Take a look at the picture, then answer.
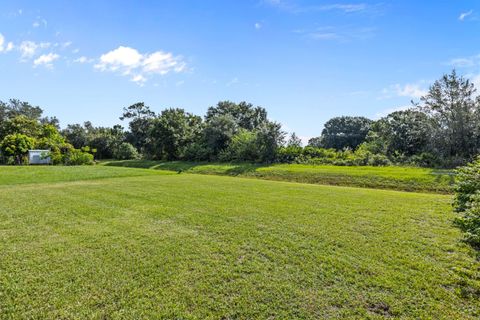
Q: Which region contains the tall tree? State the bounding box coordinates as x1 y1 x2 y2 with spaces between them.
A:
202 114 238 154
120 102 156 154
150 108 202 160
320 116 373 150
374 109 433 156
419 70 480 159
205 101 268 130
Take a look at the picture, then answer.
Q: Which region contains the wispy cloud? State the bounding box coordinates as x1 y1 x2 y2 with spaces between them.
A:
448 54 480 68
73 56 93 64
459 10 473 21
0 34 14 53
297 26 375 42
32 17 47 28
255 22 262 30
263 0 373 14
379 82 428 100
33 53 59 68
94 46 186 85
18 40 50 59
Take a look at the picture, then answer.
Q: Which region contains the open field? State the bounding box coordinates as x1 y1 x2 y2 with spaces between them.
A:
105 160 455 193
0 166 479 319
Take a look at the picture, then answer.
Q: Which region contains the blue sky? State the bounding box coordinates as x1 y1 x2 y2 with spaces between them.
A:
1 0 479 143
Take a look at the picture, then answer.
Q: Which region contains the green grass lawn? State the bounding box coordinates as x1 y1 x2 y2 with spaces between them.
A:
0 166 478 319
105 160 455 193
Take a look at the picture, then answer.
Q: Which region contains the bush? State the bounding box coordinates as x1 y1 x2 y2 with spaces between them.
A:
454 156 480 248
63 149 94 165
183 142 212 161
113 142 139 160
220 130 259 162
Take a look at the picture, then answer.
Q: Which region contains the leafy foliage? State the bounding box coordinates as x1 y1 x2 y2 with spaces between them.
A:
0 134 35 164
454 157 480 248
150 108 203 160
317 116 373 150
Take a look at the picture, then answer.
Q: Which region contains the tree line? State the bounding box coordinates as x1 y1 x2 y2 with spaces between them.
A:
1 70 479 167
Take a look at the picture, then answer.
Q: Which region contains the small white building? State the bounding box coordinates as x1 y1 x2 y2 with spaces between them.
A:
28 150 51 165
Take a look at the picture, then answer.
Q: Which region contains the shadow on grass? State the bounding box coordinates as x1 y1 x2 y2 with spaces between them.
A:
224 163 265 175
104 160 202 171
103 160 264 175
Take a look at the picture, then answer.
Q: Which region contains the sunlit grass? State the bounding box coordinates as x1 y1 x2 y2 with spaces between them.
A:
0 166 478 318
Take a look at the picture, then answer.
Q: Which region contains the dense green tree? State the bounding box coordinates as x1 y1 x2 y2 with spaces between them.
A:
0 115 42 139
373 109 433 156
255 121 285 163
220 129 258 162
62 123 89 149
150 108 202 160
62 122 125 159
320 116 373 150
205 101 268 130
0 133 35 164
202 114 238 155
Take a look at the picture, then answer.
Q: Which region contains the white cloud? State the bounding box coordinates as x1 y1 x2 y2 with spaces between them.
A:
459 10 473 21
255 22 262 30
33 53 60 68
131 74 147 85
95 46 143 73
74 56 93 64
143 51 185 74
0 34 11 53
32 21 40 28
18 41 50 59
380 82 428 100
395 83 427 99
6 42 14 52
95 46 186 84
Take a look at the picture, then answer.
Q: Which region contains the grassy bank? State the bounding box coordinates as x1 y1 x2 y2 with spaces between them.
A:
104 160 455 193
0 166 478 318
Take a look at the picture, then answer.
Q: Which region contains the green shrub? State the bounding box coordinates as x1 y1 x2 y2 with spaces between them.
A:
113 142 139 160
63 149 94 165
453 156 480 248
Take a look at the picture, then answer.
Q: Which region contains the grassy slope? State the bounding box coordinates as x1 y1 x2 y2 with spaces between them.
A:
1 166 479 319
105 160 455 193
